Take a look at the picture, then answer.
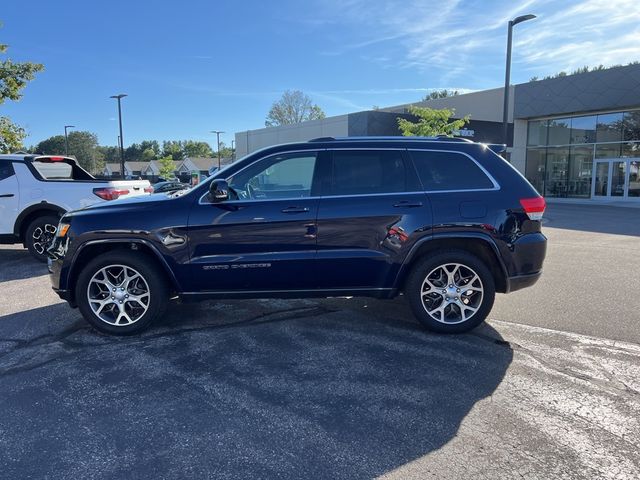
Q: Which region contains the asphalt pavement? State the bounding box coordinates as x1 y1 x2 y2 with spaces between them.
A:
0 203 639 479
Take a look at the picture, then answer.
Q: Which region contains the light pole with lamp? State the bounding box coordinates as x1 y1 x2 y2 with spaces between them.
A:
211 130 225 170
502 14 536 148
110 94 128 179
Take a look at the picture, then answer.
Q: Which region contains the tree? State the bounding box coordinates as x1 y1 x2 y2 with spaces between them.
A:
0 116 26 153
35 135 65 154
182 140 213 158
0 24 44 152
162 140 183 161
265 90 325 127
397 106 470 137
36 131 102 173
96 145 120 163
158 155 175 179
422 89 459 101
141 148 156 161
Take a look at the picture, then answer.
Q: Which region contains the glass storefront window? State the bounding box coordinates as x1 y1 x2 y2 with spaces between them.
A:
569 146 593 197
545 147 570 197
596 113 623 142
547 118 571 145
527 120 548 146
570 115 596 144
525 148 546 195
595 143 623 158
622 142 640 158
623 111 640 141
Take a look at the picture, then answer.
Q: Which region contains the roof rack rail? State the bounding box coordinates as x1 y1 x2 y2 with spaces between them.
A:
308 137 336 142
308 135 473 143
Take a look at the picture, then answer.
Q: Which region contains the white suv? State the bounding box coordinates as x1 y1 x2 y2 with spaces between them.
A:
0 154 152 261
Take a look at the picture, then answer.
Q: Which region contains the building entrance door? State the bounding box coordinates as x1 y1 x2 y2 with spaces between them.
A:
592 159 640 200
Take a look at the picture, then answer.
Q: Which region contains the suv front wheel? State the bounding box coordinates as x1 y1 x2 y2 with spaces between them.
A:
75 251 169 335
405 250 495 333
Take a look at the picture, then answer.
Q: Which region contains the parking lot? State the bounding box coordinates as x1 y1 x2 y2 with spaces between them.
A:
0 203 639 479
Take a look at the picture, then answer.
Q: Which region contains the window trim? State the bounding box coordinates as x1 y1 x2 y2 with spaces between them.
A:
407 148 501 193
198 147 501 204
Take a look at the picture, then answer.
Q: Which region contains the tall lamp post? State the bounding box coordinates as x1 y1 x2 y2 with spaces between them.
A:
502 14 536 148
211 130 224 170
110 94 128 179
64 125 75 156
231 139 235 161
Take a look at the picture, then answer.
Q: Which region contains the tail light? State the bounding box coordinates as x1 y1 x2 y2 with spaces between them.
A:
520 196 546 221
144 186 154 193
93 187 130 201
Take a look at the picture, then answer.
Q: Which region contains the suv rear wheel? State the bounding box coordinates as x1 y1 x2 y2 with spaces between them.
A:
25 215 60 263
75 251 169 335
405 250 495 333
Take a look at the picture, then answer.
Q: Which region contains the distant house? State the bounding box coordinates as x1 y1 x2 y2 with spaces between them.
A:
102 163 130 178
142 160 182 181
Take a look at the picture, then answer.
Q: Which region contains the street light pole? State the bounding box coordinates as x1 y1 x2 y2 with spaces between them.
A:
502 14 536 148
110 94 128 179
64 125 75 156
231 139 235 161
211 130 225 170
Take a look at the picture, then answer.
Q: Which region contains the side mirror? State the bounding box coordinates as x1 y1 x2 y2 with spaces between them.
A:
209 179 230 203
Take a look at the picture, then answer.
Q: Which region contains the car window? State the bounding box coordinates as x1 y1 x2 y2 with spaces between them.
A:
327 150 416 195
229 152 318 200
409 150 495 191
33 161 74 180
0 162 15 181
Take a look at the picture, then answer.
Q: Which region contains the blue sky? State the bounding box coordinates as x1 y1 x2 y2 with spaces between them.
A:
2 0 639 148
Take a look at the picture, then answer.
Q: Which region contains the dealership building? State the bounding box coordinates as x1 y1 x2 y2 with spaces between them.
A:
235 63 640 203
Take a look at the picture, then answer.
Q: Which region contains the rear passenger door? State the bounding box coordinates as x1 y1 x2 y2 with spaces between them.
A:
407 149 500 230
315 149 432 291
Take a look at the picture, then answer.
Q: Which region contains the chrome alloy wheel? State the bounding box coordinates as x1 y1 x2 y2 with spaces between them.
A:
87 264 151 326
420 263 484 324
32 223 57 255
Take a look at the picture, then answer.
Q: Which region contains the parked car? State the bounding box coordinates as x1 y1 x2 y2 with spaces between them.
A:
0 154 152 262
152 180 189 194
48 137 547 335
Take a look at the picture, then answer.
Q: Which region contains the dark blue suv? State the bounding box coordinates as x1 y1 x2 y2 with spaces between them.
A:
48 137 547 335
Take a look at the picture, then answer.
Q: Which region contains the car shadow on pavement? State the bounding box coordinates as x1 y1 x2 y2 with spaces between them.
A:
544 203 640 236
0 297 513 479
0 246 48 283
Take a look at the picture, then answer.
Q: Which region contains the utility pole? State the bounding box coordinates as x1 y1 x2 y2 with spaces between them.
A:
110 94 128 179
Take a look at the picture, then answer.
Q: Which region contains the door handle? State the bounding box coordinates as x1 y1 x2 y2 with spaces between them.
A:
393 201 423 208
0 194 15 198
281 206 310 214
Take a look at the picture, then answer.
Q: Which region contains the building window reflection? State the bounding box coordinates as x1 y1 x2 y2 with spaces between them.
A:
525 108 640 199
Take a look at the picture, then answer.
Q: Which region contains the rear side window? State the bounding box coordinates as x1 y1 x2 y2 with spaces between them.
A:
327 150 418 195
33 161 73 179
0 162 15 181
31 158 94 181
409 150 495 191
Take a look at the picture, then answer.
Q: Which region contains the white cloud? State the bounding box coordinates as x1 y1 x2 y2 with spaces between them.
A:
308 0 640 82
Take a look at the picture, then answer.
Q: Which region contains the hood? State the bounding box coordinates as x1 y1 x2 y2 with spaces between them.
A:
65 191 186 218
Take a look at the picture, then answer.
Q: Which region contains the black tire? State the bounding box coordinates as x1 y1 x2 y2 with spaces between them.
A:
405 250 495 334
25 215 60 263
75 250 169 335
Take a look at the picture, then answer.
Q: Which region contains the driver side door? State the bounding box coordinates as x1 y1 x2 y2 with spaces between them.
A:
186 150 323 293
